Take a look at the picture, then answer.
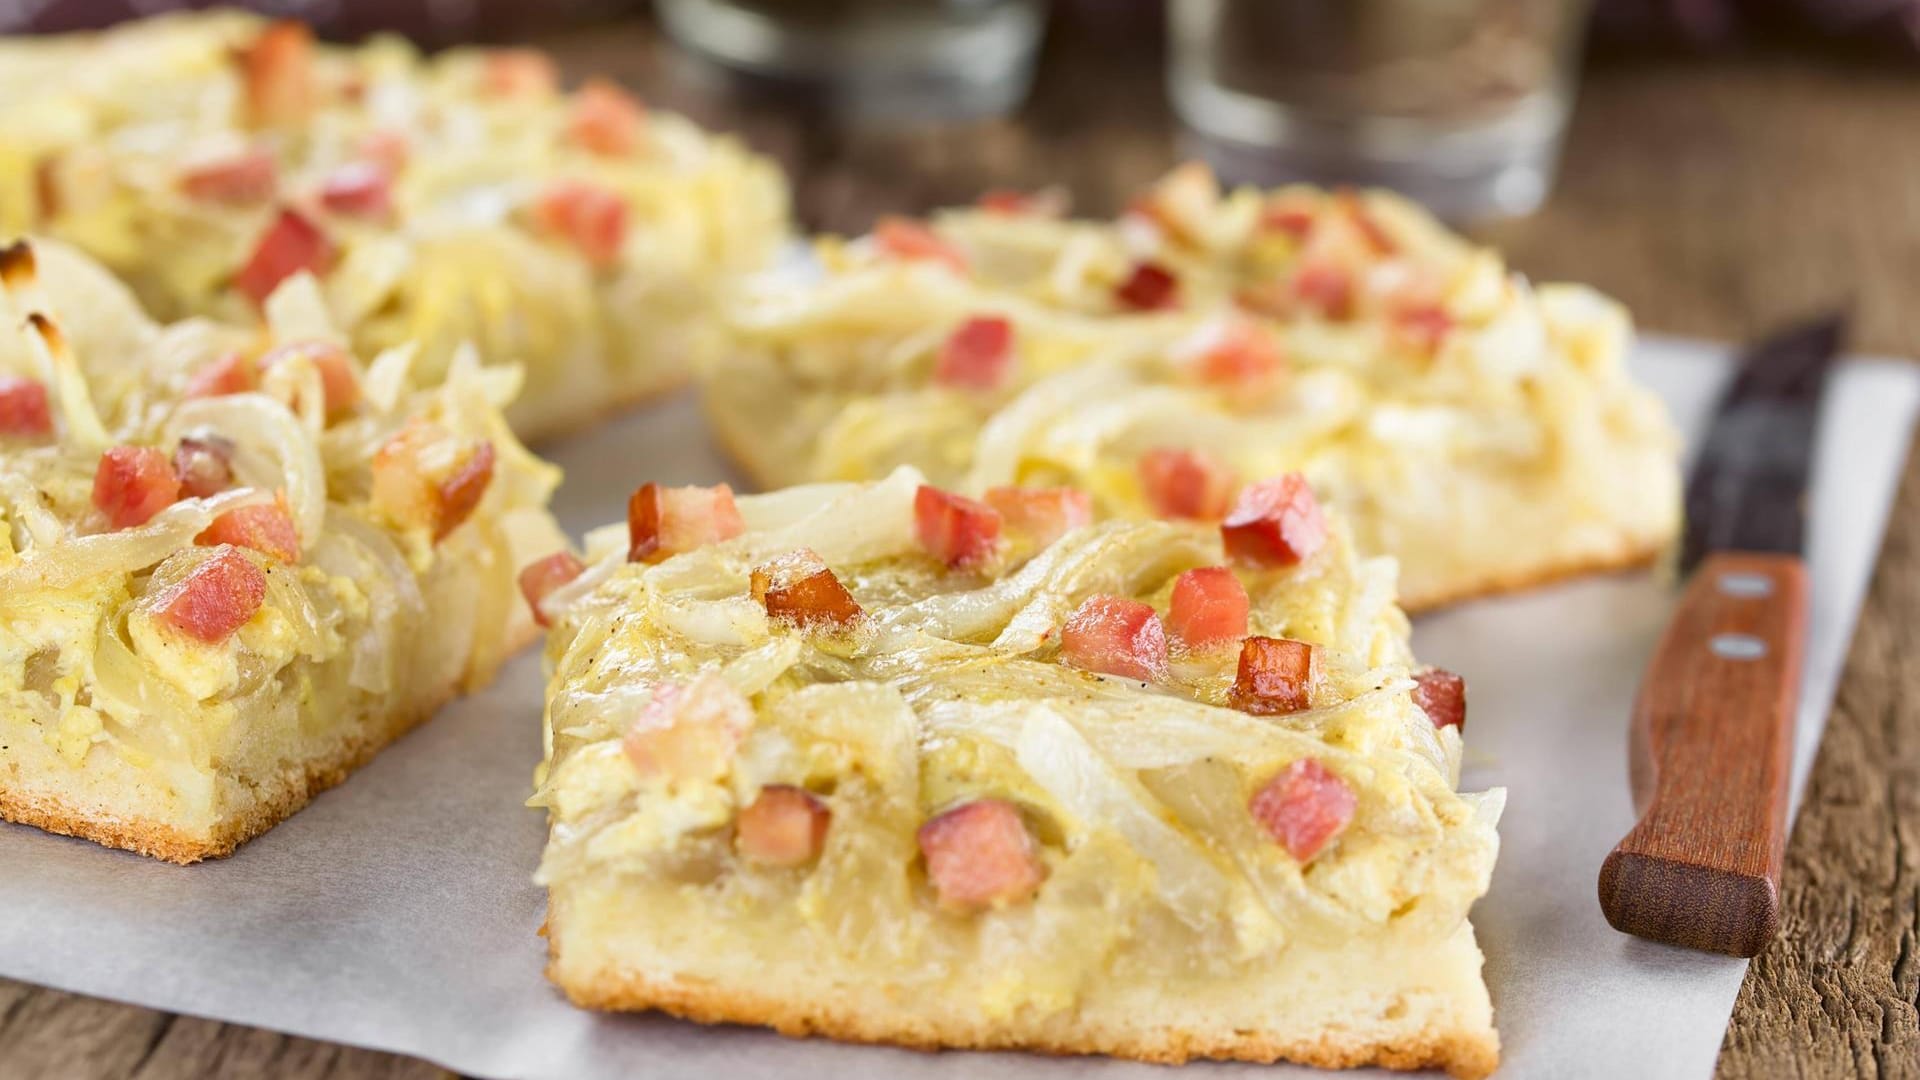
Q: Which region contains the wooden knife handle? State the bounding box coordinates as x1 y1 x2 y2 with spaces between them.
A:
1597 550 1808 957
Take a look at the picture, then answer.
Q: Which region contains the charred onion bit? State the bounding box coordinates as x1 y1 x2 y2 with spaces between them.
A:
318 162 394 219
179 150 278 205
532 180 629 269
171 434 237 499
260 340 359 418
984 485 1092 548
1412 668 1467 731
239 20 314 127
1220 473 1327 567
874 216 967 274
736 785 832 867
623 675 752 783
93 446 180 529
1232 635 1315 715
1061 594 1168 682
1114 261 1179 311
627 482 745 563
198 500 301 563
1167 567 1249 651
1250 758 1357 862
933 315 1015 391
518 551 587 628
183 352 257 399
568 78 647 156
913 485 1003 569
750 548 864 629
1138 446 1239 521
0 375 52 438
917 798 1046 912
154 547 267 644
235 209 335 308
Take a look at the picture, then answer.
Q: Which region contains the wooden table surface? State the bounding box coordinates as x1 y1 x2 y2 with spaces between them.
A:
6 14 1919 1080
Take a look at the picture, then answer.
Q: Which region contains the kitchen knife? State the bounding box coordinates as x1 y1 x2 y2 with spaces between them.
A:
1597 314 1841 957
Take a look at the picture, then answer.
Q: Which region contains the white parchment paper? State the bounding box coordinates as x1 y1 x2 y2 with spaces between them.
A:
1 336 1914 1080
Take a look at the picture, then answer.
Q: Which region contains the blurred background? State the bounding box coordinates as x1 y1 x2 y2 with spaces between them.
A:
4 0 1919 351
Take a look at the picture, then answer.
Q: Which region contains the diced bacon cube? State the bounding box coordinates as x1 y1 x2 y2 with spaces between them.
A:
532 180 629 270
483 49 558 98
917 798 1046 912
933 316 1015 390
1114 261 1180 311
874 217 967 274
259 341 359 418
983 486 1092 548
1138 446 1238 521
567 78 647 156
235 210 335 308
357 130 410 174
370 422 495 543
1168 566 1249 651
1413 668 1467 731
1061 594 1167 682
623 674 753 783
627 482 745 563
239 20 314 127
1221 473 1328 567
0 375 52 438
171 434 236 499
750 548 864 630
1335 191 1397 256
93 446 180 530
1393 304 1454 354
914 485 1002 569
1260 194 1320 240
1173 318 1286 387
1292 262 1355 320
1250 758 1356 862
518 551 587 628
1232 635 1315 715
183 352 257 399
319 162 394 220
197 499 300 563
153 547 267 645
433 441 495 542
736 784 832 867
179 150 278 205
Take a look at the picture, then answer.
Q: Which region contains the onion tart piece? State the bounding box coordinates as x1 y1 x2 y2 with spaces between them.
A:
0 240 565 862
530 467 1503 1077
0 12 788 441
702 164 1679 610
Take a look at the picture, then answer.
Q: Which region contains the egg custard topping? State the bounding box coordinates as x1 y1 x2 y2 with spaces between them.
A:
530 466 1504 1077
702 164 1680 610
0 11 789 440
0 239 564 862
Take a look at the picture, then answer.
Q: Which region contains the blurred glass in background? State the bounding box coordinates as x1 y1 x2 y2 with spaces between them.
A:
656 0 1050 120
1170 0 1592 220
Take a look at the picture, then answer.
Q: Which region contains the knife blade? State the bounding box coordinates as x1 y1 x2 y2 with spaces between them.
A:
1597 314 1840 957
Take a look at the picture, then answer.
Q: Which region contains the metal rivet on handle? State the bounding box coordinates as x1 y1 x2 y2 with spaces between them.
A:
1717 572 1774 598
1711 633 1768 660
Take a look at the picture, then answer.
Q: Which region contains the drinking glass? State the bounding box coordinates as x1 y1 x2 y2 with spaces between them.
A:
657 0 1050 121
1169 0 1593 219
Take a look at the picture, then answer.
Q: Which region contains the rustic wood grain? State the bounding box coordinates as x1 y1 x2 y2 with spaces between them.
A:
1600 551 1808 958
4 15 1918 1080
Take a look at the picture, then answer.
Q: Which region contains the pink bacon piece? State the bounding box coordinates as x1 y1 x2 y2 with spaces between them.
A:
1138 446 1238 522
532 180 629 270
153 547 267 644
567 79 647 157
0 375 52 438
518 551 587 628
1167 566 1249 652
197 500 301 563
1413 668 1467 731
93 446 180 529
624 675 753 783
1221 473 1327 568
1249 758 1356 863
235 210 335 309
917 798 1046 912
913 485 1002 569
627 482 744 563
179 150 278 205
1114 261 1179 311
874 216 967 274
736 785 832 867
933 316 1015 390
984 486 1092 548
1061 594 1168 682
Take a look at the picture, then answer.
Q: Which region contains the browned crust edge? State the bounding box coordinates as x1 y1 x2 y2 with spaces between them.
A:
515 370 692 448
0 622 542 865
547 958 1500 1080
